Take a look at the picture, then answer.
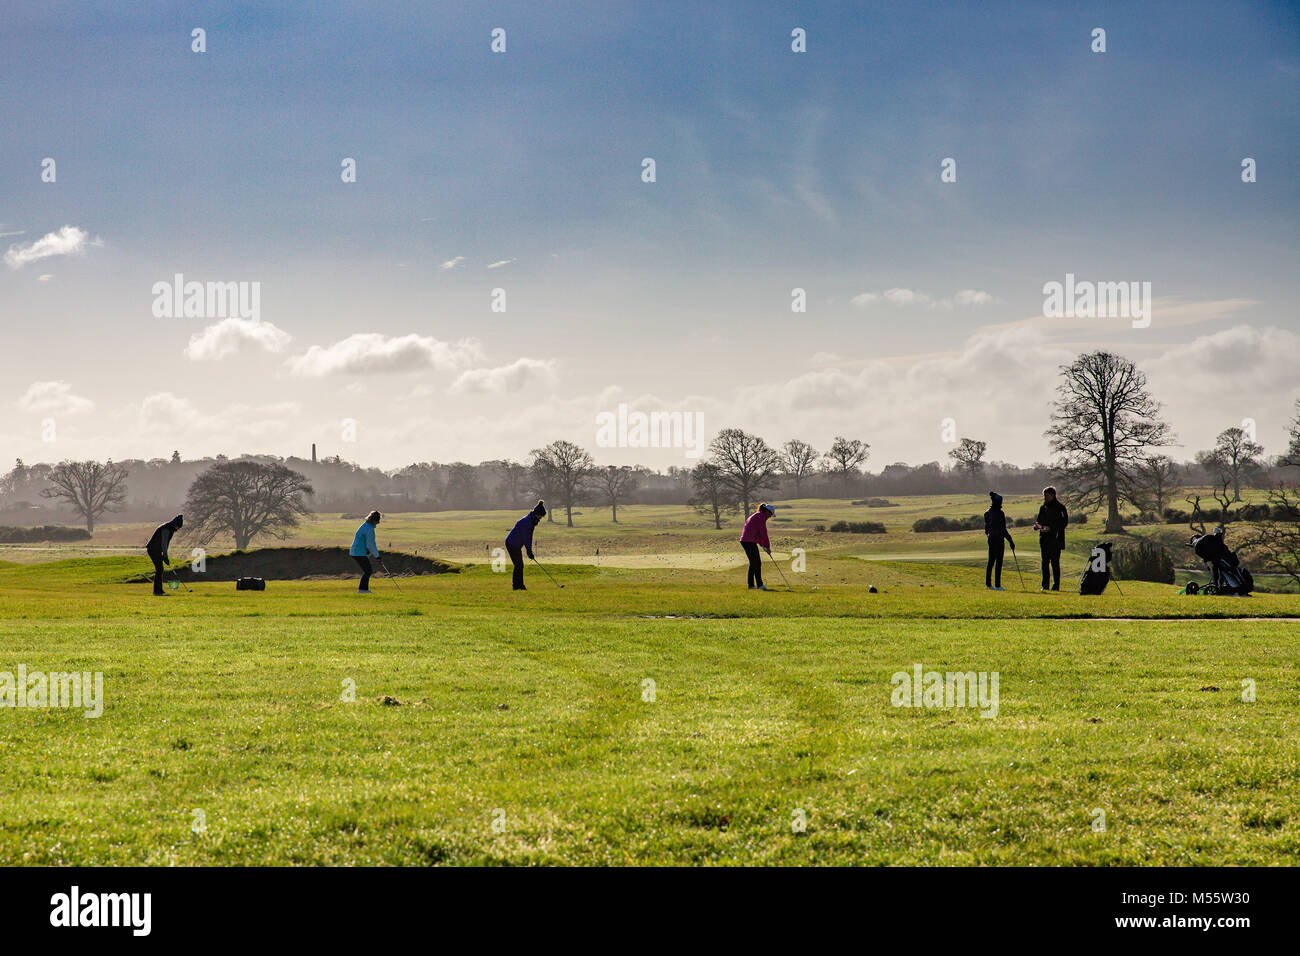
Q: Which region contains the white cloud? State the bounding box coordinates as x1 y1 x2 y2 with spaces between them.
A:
16 380 94 416
486 258 516 269
450 358 558 394
852 287 993 309
951 289 993 307
885 288 928 306
1142 325 1300 454
184 318 292 361
287 333 484 377
440 256 465 270
4 225 92 269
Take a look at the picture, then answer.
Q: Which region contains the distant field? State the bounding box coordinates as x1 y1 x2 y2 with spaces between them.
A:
3 495 1296 865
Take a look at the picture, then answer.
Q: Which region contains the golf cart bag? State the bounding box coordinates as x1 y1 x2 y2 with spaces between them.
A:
1078 542 1113 595
1187 531 1253 596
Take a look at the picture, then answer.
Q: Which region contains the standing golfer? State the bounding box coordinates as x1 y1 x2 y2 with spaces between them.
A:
350 510 381 593
505 500 546 590
740 503 775 590
145 514 184 596
1033 486 1069 591
983 492 1014 591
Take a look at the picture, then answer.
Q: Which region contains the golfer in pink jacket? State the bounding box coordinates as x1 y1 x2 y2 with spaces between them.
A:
740 503 775 590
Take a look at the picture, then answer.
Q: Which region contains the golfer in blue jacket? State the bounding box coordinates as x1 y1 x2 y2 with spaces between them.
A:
505 500 546 590
350 510 381 593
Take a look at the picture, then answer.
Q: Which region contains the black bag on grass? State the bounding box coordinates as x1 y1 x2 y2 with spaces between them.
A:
1078 543 1113 595
236 577 266 591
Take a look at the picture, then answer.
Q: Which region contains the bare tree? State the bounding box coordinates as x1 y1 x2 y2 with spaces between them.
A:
40 460 129 533
1248 485 1300 586
594 465 640 522
530 440 593 528
690 461 737 530
708 428 781 515
947 438 987 487
183 460 314 550
1134 455 1179 518
780 439 819 497
1196 427 1264 501
1046 351 1173 533
823 436 871 495
1186 473 1236 535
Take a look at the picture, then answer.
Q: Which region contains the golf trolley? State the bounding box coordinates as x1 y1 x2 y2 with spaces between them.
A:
1183 529 1253 596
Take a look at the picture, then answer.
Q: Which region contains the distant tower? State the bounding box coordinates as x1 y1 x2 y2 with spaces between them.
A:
311 443 317 463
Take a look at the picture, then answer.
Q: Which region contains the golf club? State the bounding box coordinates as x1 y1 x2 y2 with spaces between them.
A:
765 548 793 590
1010 548 1026 591
378 557 403 592
530 554 564 588
1109 564 1124 596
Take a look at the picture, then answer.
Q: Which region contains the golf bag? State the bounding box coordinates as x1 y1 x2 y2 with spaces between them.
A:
1188 532 1253 596
235 576 266 591
1077 542 1113 595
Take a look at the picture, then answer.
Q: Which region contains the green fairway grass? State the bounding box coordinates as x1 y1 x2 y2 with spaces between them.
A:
2 519 1298 865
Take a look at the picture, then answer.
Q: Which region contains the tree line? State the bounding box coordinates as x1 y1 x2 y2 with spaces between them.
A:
3 350 1298 546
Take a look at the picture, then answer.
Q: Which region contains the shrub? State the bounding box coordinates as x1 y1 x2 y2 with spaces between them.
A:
1110 539 1175 584
0 525 93 543
827 520 886 534
912 515 982 533
851 498 897 508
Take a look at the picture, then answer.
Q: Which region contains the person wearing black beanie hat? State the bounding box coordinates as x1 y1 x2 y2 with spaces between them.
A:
504 500 547 590
983 493 1014 591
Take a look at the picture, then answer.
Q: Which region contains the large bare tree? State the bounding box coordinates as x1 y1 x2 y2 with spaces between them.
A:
40 460 128 533
708 428 781 515
183 460 314 550
1046 350 1173 533
530 440 593 527
1197 426 1264 501
779 439 819 497
947 438 987 487
823 436 871 495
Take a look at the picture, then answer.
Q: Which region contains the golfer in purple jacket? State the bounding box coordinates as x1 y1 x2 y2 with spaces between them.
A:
505 500 546 590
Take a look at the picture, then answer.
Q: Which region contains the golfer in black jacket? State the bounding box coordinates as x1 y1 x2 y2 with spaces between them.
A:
983 493 1014 591
1034 486 1069 591
146 514 184 596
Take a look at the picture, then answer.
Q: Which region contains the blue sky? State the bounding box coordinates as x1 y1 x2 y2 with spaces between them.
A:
2 0 1297 468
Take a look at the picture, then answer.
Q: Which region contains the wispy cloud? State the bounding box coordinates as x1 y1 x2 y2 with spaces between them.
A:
4 225 94 269
486 258 516 269
450 358 557 394
16 380 94 416
185 318 292 361
852 288 993 309
287 333 483 377
440 256 465 270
